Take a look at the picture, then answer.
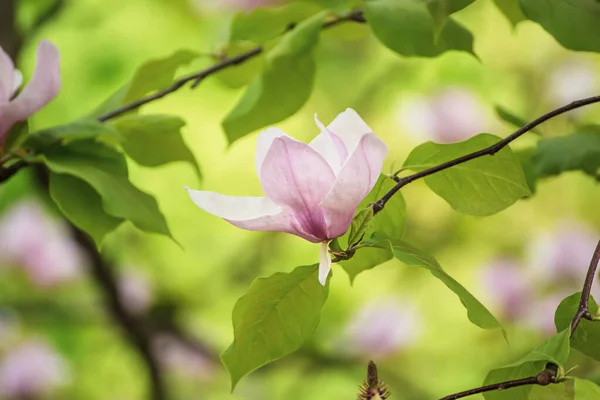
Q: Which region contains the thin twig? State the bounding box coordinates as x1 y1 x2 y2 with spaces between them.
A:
570 239 600 335
372 95 600 215
439 366 557 400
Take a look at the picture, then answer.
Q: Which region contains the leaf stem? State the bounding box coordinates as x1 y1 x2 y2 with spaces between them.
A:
372 95 600 215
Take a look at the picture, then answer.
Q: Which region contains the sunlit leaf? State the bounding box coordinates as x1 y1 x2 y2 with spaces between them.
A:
426 0 474 40
3 121 28 153
403 134 531 216
222 12 326 143
214 41 266 89
229 2 321 43
532 130 600 179
492 0 526 27
343 236 503 331
222 264 329 389
111 114 201 180
555 292 600 362
574 379 600 398
483 329 571 400
347 208 374 247
23 120 122 151
514 148 537 194
519 0 600 52
49 173 123 246
90 50 199 118
40 140 172 240
365 175 406 239
494 105 540 135
363 0 474 57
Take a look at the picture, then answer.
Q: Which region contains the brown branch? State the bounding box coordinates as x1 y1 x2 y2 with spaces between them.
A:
372 95 600 215
570 239 600 335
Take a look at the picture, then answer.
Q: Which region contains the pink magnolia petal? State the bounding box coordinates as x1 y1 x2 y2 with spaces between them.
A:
326 108 374 154
260 136 335 240
185 188 320 241
0 40 60 138
254 127 291 177
0 46 14 103
321 133 387 238
310 114 348 173
318 240 332 286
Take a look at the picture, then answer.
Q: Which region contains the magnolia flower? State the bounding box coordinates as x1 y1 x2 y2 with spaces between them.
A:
0 40 61 143
186 109 387 285
0 340 69 398
396 87 489 144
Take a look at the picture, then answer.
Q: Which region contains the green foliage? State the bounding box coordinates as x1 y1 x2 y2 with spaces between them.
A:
214 41 266 89
363 0 474 57
111 114 201 180
483 329 571 400
347 207 374 247
574 379 600 398
494 105 539 135
492 0 526 27
40 140 172 240
514 148 538 194
221 264 329 389
403 134 531 216
91 50 198 118
49 173 123 245
222 12 326 143
366 175 407 239
555 293 600 362
2 121 29 153
519 0 600 52
426 0 474 39
342 236 503 331
532 129 600 179
229 2 321 43
22 120 122 150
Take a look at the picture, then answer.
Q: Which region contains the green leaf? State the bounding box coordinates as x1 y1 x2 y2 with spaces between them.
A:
90 50 198 118
514 148 538 194
363 0 474 58
555 292 600 362
221 264 329 389
364 175 407 239
340 239 393 282
492 0 526 27
3 121 28 153
532 130 600 179
49 173 123 245
426 0 475 40
222 12 326 143
403 133 531 216
519 0 600 52
229 2 321 43
40 140 172 240
214 41 266 89
483 329 571 400
347 208 374 247
494 105 540 135
111 114 201 180
343 237 503 331
575 379 600 398
23 120 122 151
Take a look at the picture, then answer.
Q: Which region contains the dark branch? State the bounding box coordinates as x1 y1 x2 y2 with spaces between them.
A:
373 95 600 215
570 239 600 335
439 366 557 400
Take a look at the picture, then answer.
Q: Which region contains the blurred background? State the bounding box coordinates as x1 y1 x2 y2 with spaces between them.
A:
1 0 600 399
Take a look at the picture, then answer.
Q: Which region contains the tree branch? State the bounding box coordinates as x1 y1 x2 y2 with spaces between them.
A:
372 95 600 215
439 365 558 400
570 239 600 335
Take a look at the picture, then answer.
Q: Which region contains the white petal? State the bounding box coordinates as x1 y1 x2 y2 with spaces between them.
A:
327 108 374 154
11 70 22 96
0 46 14 103
254 127 292 177
185 187 281 220
318 240 332 286
309 114 348 174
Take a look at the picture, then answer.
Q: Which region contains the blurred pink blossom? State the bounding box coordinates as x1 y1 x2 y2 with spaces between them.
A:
342 297 421 358
480 258 532 321
549 58 598 106
524 293 570 336
118 268 153 315
0 200 85 286
396 87 489 144
153 334 214 379
0 340 69 398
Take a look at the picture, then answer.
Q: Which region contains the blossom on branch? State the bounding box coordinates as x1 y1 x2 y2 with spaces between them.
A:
185 109 387 285
0 40 61 144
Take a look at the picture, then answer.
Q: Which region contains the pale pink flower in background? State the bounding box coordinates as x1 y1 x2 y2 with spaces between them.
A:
153 334 214 379
118 268 153 315
0 200 85 286
396 87 489 144
549 58 598 106
524 293 570 336
186 109 387 285
342 298 421 358
0 340 69 398
0 40 61 143
480 259 532 321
